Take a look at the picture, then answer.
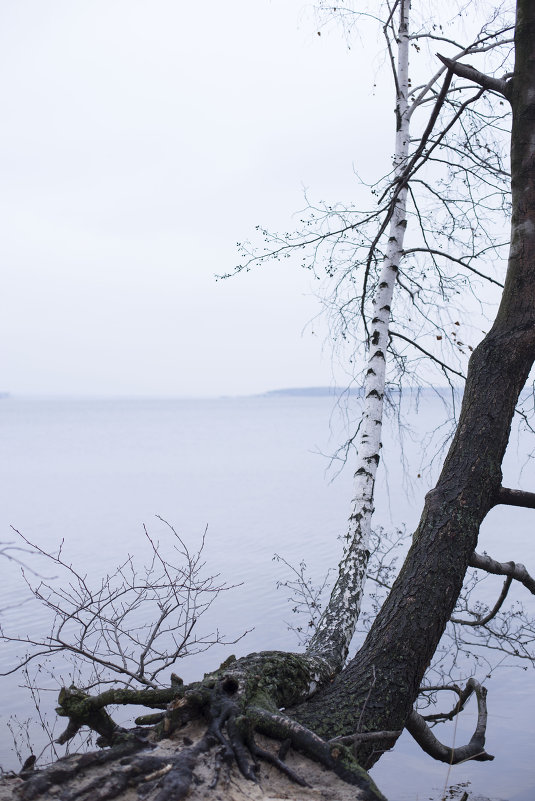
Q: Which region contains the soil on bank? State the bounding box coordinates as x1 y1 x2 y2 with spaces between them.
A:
0 721 374 801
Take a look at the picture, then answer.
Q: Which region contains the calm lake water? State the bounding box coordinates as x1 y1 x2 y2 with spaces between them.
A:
1 393 534 800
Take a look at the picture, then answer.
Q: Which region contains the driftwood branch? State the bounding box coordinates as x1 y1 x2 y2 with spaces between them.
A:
437 54 512 100
407 679 494 763
469 552 535 595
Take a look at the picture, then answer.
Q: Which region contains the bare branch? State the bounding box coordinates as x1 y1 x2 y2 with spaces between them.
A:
403 247 504 287
494 485 535 508
389 330 465 379
451 576 513 626
469 552 535 595
329 729 402 747
417 683 468 724
379 68 453 203
437 54 512 100
1 524 245 689
407 679 494 763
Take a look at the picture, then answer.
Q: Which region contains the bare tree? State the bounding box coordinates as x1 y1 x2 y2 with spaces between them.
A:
1 521 243 692
3 2 535 800
231 0 516 676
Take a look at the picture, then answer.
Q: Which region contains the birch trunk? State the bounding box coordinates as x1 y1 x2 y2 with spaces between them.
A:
307 0 412 671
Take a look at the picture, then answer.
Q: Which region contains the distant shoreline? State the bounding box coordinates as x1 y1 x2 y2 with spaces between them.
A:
260 387 363 398
0 386 464 401
259 386 462 398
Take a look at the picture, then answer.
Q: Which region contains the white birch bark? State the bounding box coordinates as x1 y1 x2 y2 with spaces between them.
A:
307 0 412 672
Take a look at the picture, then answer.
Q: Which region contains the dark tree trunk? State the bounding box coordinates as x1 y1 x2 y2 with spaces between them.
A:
292 0 535 768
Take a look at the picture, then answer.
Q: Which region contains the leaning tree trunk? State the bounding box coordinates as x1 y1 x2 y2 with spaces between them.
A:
307 0 412 673
293 0 535 768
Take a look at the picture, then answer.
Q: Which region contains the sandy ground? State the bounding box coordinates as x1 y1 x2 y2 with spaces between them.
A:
0 723 379 801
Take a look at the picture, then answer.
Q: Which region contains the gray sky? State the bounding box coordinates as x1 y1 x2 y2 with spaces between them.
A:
1 0 393 396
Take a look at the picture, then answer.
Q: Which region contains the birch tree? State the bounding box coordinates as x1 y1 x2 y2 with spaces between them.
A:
278 0 513 673
4 1 535 799
305 0 413 672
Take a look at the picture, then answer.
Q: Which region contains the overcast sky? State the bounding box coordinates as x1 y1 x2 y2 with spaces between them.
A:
1 0 395 397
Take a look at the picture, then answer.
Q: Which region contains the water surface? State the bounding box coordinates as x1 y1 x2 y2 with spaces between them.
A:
1 394 533 800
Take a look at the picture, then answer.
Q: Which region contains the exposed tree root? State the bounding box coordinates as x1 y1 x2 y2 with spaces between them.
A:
249 707 385 796
17 735 220 801
15 653 386 801
12 643 503 800
14 711 385 801
15 740 152 800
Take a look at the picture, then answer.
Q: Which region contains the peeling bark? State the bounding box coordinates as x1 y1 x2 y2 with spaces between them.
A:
307 0 412 673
